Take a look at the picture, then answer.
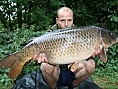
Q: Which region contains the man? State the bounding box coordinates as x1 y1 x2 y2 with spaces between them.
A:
34 7 101 89
12 6 101 89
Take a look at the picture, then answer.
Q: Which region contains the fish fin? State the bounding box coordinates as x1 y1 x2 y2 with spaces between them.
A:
0 46 34 78
70 62 78 72
99 46 107 63
9 61 24 79
0 54 18 68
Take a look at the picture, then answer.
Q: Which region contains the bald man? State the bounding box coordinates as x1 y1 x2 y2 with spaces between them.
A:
13 7 101 89
34 7 101 89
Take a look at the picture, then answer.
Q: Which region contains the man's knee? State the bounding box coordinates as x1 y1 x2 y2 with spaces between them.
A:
40 63 60 76
85 59 95 74
40 63 56 75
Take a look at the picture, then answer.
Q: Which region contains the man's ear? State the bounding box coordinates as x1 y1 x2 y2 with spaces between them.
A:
56 18 58 24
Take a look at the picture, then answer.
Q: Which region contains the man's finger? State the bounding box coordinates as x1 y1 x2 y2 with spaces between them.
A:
43 56 48 62
41 53 48 62
33 55 38 60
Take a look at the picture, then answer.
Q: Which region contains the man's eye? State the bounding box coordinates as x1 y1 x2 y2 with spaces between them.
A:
68 19 72 21
60 20 65 22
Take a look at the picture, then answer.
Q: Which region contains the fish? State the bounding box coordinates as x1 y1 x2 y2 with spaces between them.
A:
0 26 118 79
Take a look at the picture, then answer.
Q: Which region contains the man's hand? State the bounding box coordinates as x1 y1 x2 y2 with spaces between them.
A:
33 53 48 63
92 46 102 57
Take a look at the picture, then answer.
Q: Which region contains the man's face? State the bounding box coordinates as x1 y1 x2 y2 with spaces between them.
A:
56 11 73 29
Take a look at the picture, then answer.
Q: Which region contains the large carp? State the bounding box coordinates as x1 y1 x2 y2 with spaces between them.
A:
0 26 118 79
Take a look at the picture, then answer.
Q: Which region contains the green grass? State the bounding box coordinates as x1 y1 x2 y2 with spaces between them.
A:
0 72 117 89
92 72 118 89
0 84 12 89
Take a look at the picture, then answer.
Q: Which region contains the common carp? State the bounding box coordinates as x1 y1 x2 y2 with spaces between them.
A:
0 26 118 79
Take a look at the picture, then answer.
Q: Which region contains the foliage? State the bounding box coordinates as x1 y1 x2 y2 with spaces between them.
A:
0 25 46 88
94 43 118 76
92 72 118 89
0 0 118 30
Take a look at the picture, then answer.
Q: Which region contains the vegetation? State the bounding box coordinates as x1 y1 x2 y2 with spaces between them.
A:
0 0 118 89
92 73 118 89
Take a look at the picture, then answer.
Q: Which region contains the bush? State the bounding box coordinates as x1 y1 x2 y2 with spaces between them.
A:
0 25 46 87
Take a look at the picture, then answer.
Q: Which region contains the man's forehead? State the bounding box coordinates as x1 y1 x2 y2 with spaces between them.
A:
58 16 73 20
58 11 73 18
58 9 73 15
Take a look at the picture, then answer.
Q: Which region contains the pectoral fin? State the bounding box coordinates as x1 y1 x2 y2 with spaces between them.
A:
99 46 107 63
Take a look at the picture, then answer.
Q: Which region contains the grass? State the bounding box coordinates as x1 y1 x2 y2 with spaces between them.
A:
0 72 117 89
0 84 12 89
92 72 118 89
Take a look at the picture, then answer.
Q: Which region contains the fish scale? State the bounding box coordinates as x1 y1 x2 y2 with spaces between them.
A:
0 26 118 79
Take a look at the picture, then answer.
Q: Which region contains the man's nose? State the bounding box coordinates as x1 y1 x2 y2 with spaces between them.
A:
65 21 68 27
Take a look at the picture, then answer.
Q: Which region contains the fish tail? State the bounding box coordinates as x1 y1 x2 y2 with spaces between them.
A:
0 53 19 69
0 46 35 79
9 60 26 79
